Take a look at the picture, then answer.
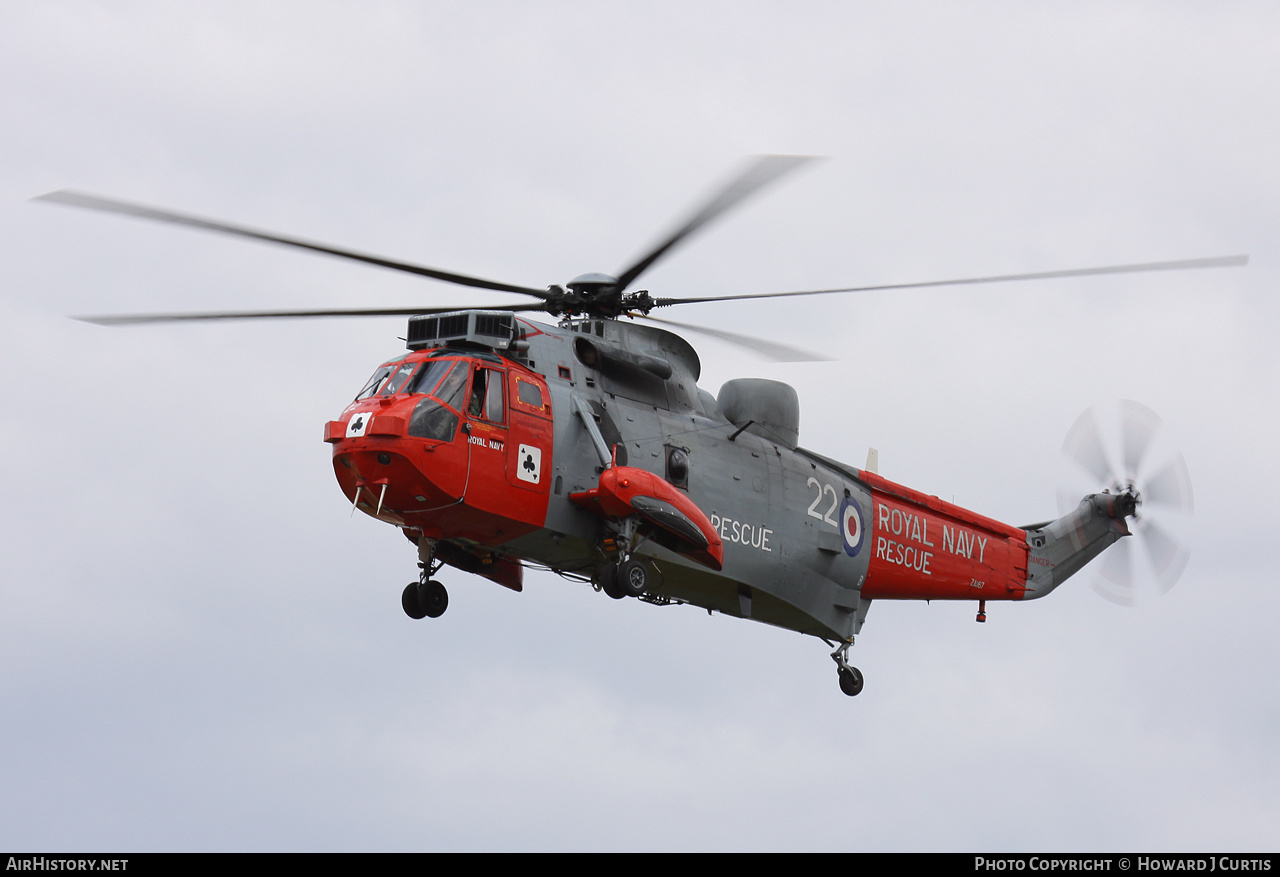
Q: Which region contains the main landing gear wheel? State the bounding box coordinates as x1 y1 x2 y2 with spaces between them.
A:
600 564 626 600
418 579 449 618
838 666 864 697
617 558 649 598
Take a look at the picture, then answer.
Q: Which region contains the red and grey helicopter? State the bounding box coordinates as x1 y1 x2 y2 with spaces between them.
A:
37 157 1232 696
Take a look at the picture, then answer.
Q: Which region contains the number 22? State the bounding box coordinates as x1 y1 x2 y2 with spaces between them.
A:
806 477 839 527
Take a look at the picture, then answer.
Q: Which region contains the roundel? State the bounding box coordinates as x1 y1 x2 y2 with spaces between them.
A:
841 496 865 557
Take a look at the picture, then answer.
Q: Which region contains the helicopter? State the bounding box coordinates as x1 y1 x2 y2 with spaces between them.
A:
35 156 1235 696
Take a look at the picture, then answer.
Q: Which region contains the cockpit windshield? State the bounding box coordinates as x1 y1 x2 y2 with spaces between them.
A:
356 358 473 404
379 361 418 396
354 364 396 401
430 361 469 411
355 357 490 443
405 359 452 397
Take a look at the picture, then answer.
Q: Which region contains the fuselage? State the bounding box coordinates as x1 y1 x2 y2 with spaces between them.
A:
326 315 1105 642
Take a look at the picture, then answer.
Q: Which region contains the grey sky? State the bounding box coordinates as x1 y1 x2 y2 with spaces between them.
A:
1 1 1275 851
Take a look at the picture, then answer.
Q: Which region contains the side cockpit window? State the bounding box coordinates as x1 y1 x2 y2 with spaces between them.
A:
468 368 487 417
485 370 505 423
468 367 505 423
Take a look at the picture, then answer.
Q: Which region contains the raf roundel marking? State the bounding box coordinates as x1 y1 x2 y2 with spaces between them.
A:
841 496 865 557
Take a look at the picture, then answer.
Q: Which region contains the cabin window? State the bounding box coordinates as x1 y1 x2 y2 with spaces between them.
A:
516 378 544 410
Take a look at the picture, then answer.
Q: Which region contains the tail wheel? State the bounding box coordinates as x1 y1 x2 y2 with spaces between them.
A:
838 666 864 697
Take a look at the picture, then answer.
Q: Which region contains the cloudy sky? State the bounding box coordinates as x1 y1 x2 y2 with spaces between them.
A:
1 1 1276 852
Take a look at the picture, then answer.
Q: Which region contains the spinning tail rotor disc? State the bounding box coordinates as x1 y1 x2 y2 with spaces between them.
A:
1058 400 1194 605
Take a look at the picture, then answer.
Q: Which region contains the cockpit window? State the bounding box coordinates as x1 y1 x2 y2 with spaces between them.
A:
433 361 469 412
400 358 510 443
484 370 505 423
406 359 453 397
355 364 396 401
408 397 458 442
379 361 418 396
468 369 487 417
467 367 505 423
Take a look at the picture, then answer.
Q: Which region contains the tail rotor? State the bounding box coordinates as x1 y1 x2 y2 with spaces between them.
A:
1058 400 1194 605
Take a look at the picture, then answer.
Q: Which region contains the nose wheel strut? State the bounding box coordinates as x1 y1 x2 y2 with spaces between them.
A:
402 540 449 620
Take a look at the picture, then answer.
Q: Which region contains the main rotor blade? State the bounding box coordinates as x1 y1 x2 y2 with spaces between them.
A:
74 302 544 326
636 313 831 362
615 155 817 292
653 254 1249 307
34 190 550 299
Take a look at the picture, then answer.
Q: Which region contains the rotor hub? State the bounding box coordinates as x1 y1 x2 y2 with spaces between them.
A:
547 273 655 318
1115 485 1141 520
567 273 621 295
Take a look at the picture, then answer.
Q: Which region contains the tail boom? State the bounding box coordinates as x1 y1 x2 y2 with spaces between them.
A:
857 472 1132 603
859 471 1030 601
